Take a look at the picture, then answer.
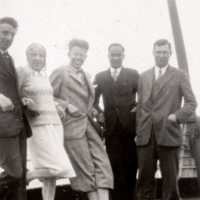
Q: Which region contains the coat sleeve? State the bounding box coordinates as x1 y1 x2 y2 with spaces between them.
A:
136 75 143 127
49 67 70 111
174 72 197 123
132 70 140 93
93 75 104 113
16 67 27 96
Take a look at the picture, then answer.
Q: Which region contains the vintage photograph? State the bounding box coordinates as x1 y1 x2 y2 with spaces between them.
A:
0 0 200 200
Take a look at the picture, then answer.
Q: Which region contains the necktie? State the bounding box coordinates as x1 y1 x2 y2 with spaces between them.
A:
112 69 118 82
156 69 162 83
153 69 162 97
2 51 11 66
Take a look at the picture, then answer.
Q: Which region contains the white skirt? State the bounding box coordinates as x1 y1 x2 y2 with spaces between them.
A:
28 124 76 178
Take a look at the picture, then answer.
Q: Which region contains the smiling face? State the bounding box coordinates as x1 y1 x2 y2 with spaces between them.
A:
28 50 46 72
108 45 125 69
0 23 17 51
68 46 87 70
153 44 172 68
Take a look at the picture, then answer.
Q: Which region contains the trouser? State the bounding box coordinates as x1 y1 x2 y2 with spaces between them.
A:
106 118 138 200
0 124 27 200
65 120 113 192
135 128 180 200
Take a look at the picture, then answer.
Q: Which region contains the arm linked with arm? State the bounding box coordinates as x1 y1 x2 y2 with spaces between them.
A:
93 78 105 125
93 85 104 113
49 67 70 111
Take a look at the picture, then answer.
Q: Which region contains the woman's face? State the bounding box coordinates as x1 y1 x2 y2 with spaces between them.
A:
28 50 45 72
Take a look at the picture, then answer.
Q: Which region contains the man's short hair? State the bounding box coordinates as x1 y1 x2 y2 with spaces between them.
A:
68 39 89 52
153 39 171 50
0 17 18 29
108 43 125 53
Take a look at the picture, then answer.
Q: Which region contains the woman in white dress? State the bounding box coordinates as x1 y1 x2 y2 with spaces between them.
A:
17 43 76 200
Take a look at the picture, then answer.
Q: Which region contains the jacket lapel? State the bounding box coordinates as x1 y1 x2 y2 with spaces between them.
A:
9 55 20 93
114 67 128 95
0 53 15 81
0 53 22 104
67 64 85 87
104 69 115 90
83 70 94 96
82 70 95 109
144 67 154 99
156 65 175 96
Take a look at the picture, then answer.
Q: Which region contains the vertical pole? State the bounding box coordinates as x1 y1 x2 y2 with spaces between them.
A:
167 0 189 75
168 0 200 189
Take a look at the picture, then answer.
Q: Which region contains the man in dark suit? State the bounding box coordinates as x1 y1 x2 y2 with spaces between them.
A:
0 17 32 200
135 39 197 200
93 43 139 200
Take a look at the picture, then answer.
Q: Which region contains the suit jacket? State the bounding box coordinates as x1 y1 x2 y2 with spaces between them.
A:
136 65 197 146
93 67 139 137
49 64 95 140
0 53 31 138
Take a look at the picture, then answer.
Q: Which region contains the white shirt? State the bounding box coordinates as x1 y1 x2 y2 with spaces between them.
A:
154 65 168 80
110 66 122 75
0 49 9 58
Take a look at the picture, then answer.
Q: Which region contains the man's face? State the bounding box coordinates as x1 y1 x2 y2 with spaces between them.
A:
68 46 87 70
108 46 125 69
153 44 172 68
0 23 17 51
28 51 46 72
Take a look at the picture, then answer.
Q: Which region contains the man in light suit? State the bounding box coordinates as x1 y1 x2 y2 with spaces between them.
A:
93 43 139 200
0 17 32 200
50 39 113 200
135 39 197 200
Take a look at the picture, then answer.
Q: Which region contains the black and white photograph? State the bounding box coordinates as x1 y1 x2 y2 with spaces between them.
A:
0 0 200 200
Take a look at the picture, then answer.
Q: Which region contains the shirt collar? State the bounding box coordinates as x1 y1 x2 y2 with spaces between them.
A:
155 64 168 75
0 49 8 56
31 68 46 78
110 66 122 74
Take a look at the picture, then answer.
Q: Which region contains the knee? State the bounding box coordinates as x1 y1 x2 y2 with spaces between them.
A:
50 166 69 177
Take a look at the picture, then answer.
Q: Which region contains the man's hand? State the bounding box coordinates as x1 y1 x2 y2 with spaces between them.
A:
0 94 14 112
130 107 137 112
168 114 177 122
97 112 105 127
68 103 82 118
91 107 98 118
56 105 66 121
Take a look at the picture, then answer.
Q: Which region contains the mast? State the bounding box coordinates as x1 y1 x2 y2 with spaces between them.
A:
167 0 189 75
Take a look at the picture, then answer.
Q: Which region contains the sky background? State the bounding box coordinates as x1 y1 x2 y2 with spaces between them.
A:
1 0 200 113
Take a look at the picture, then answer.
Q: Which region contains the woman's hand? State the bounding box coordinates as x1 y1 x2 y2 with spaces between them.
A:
22 97 39 117
56 105 66 121
22 97 38 110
